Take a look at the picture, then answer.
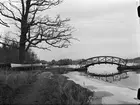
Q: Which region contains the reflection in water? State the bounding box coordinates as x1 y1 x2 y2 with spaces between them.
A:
87 64 118 74
87 64 140 90
64 72 140 104
114 72 140 90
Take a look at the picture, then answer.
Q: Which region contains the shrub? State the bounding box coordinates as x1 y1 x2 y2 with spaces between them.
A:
0 83 14 104
38 74 94 105
0 70 94 105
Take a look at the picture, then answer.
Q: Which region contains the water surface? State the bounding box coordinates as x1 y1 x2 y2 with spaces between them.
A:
87 64 140 90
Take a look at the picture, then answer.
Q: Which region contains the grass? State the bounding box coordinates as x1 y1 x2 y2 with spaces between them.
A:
0 68 94 105
45 67 75 74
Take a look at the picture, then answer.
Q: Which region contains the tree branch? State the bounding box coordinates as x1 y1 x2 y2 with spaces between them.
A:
0 41 19 49
0 18 9 27
0 2 21 22
0 0 76 53
30 0 62 9
21 0 25 16
29 45 51 51
25 16 76 50
8 0 22 16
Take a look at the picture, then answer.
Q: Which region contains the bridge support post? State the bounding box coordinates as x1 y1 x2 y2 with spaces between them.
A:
112 73 115 81
137 88 140 100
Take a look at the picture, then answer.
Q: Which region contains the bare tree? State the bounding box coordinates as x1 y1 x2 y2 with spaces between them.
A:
0 0 75 63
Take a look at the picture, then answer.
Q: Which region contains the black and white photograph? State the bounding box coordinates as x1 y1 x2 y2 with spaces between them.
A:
0 0 140 104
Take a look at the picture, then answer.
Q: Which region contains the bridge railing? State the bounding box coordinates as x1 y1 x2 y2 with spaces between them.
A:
79 56 128 67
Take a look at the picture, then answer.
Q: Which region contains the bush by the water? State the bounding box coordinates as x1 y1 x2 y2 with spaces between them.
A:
42 74 94 105
0 83 14 104
45 67 74 74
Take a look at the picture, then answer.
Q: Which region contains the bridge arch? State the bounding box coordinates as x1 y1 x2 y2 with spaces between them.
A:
79 56 128 68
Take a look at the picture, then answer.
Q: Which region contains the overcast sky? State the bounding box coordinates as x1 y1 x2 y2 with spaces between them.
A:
1 0 140 61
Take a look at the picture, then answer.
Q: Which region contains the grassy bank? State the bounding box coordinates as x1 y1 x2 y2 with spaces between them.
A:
45 67 74 74
0 68 94 105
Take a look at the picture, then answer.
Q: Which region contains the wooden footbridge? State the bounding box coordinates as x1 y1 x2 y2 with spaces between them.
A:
78 56 139 72
0 56 139 72
79 56 128 67
76 56 140 82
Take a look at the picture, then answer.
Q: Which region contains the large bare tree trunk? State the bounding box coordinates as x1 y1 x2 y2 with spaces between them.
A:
19 33 26 64
19 19 27 64
19 42 25 63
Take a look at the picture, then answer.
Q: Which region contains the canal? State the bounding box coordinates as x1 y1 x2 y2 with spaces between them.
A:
64 64 140 104
87 64 140 90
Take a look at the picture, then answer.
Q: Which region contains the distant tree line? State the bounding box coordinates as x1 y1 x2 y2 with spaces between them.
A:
48 59 85 66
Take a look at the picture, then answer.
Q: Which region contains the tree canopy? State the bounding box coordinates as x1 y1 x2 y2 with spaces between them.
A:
0 0 75 63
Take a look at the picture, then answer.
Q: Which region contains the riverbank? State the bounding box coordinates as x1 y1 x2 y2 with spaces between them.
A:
0 69 94 105
63 72 140 104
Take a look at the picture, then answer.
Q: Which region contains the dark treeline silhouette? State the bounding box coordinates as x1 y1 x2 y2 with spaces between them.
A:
0 36 40 64
126 57 140 64
48 59 85 66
